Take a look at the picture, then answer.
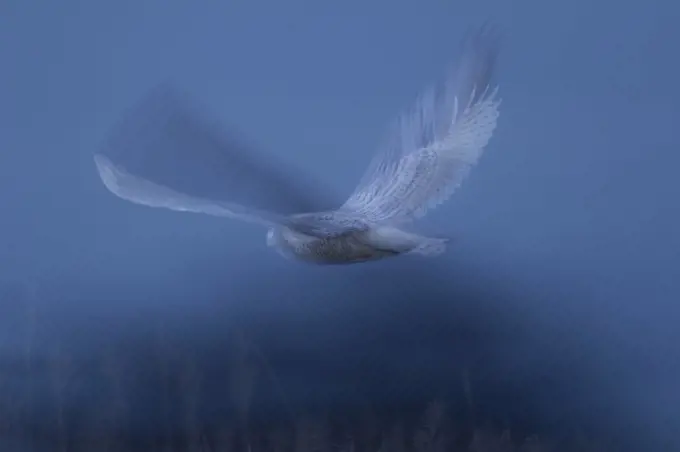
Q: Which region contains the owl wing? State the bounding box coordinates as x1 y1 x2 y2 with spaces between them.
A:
97 153 364 239
339 23 501 225
96 85 340 223
95 153 290 227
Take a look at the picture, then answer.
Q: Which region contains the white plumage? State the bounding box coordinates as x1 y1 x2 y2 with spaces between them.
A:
94 24 502 265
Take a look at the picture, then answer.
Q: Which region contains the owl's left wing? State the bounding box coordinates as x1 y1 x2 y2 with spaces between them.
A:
340 24 501 225
97 85 340 222
97 153 363 238
95 154 290 227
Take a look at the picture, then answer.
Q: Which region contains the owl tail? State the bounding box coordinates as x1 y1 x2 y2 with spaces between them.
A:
409 236 449 256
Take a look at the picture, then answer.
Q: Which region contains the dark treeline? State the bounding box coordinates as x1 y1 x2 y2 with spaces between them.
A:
0 258 656 452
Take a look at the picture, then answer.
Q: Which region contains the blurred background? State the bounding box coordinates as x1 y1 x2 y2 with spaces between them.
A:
1 0 679 451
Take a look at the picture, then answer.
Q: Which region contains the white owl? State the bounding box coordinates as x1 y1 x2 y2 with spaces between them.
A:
94 25 501 265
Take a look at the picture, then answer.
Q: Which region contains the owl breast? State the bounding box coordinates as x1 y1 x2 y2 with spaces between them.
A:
270 227 401 265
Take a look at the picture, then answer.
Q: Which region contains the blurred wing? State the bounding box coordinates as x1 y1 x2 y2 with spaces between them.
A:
95 154 287 227
98 85 339 219
341 24 501 224
96 154 361 238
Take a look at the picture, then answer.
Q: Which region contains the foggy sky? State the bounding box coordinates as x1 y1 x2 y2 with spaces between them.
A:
1 0 679 450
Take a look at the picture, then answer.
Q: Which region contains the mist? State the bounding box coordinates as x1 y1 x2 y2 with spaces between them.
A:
1 0 679 451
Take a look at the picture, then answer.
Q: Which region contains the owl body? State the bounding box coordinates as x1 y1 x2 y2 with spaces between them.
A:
266 225 447 265
94 25 501 266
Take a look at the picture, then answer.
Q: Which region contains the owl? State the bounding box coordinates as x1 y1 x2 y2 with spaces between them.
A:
94 24 501 265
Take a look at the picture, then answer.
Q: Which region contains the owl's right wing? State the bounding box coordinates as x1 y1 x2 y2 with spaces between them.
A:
340 24 501 225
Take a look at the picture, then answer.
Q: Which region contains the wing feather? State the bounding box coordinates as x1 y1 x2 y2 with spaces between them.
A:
341 24 502 224
95 153 287 227
94 85 351 235
98 85 339 218
96 154 365 238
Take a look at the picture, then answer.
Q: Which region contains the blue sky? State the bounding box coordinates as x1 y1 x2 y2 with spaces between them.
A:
1 0 679 449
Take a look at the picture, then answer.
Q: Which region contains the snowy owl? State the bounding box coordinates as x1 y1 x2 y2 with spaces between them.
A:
94 25 501 265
